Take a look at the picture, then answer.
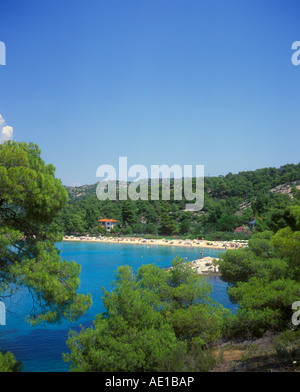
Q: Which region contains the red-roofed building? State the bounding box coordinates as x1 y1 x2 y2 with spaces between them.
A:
98 219 117 232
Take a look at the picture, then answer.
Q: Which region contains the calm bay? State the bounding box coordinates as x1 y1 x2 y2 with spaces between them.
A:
0 241 237 372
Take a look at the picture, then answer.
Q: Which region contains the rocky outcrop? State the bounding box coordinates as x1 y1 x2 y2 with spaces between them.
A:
270 181 300 199
165 256 220 275
188 256 220 275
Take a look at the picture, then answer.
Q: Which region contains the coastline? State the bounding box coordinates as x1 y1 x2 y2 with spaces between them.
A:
63 235 231 275
63 235 248 251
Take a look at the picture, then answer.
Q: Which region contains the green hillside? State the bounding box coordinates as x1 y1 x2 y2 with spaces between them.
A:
56 163 300 239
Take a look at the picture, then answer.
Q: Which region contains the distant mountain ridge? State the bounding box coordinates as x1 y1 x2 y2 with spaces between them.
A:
64 163 300 202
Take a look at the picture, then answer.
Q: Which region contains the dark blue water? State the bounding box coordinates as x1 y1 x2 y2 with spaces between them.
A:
0 242 237 372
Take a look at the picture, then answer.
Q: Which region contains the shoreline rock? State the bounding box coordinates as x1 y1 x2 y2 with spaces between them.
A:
188 256 220 275
165 256 220 276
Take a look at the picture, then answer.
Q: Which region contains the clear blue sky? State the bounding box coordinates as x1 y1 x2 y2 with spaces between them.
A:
0 0 300 185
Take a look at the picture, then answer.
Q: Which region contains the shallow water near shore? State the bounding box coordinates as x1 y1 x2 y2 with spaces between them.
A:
0 241 238 372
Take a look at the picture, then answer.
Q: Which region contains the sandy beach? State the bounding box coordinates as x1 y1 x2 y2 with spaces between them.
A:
63 235 248 251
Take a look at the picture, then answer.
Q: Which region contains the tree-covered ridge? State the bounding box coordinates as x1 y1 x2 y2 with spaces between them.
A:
204 163 300 199
65 163 300 201
57 163 300 239
65 183 98 200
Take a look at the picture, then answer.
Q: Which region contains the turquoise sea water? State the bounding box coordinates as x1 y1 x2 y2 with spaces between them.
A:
0 241 238 372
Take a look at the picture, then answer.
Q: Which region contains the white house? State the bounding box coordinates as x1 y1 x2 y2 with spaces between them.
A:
98 219 117 232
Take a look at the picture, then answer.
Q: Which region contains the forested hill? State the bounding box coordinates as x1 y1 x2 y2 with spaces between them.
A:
204 163 300 199
57 163 300 239
65 163 300 201
65 183 97 200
